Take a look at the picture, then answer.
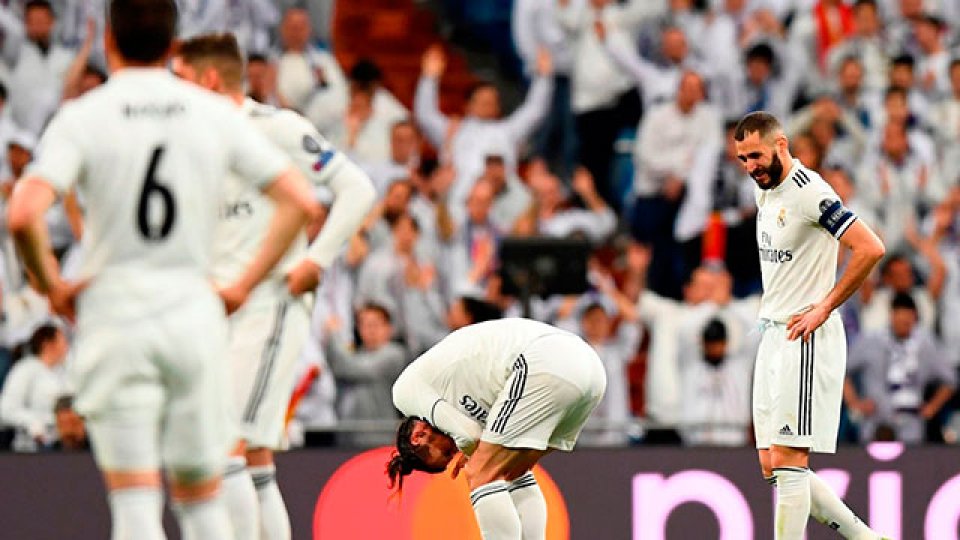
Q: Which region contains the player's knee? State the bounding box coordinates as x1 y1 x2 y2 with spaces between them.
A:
245 446 274 467
769 445 810 469
167 466 222 502
465 463 506 491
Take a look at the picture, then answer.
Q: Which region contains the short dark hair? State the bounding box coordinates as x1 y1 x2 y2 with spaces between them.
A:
460 297 502 324
891 54 915 70
177 33 245 89
359 302 392 324
745 42 775 66
350 58 383 85
891 292 918 313
734 111 782 141
25 0 54 16
247 52 268 65
386 417 447 491
109 0 178 64
702 318 728 343
29 323 60 356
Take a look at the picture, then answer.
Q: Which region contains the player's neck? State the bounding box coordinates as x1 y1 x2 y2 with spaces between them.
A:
227 92 246 106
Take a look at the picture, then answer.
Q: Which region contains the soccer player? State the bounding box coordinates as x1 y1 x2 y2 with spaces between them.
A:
172 34 377 540
389 318 607 540
733 111 889 540
6 1 319 539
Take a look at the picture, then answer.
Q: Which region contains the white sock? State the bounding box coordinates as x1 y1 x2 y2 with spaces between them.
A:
172 495 234 540
222 456 260 540
509 472 547 540
774 467 811 540
250 464 291 540
470 480 522 540
808 472 877 539
108 487 165 540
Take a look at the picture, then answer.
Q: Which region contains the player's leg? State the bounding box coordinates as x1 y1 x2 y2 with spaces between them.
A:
247 447 288 540
240 299 309 540
508 471 547 540
223 302 283 540
802 319 885 539
162 299 235 540
770 444 812 540
72 326 166 540
222 441 259 540
465 442 549 540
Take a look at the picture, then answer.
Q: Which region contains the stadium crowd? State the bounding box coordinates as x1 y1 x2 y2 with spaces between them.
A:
0 0 959 452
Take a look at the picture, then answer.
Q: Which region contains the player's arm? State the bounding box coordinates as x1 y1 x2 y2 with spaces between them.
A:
287 133 376 294
787 218 885 341
220 166 318 313
392 368 483 455
7 106 84 319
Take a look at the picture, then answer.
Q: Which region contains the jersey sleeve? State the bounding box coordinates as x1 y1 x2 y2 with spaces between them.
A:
798 178 858 239
272 111 343 186
223 108 291 189
26 106 84 194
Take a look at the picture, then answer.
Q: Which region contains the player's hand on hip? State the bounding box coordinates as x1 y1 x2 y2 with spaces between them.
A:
786 303 829 341
286 259 322 296
218 283 250 315
47 279 88 324
451 452 469 479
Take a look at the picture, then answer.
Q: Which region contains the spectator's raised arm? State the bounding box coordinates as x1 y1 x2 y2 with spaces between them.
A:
413 46 450 148
504 48 554 143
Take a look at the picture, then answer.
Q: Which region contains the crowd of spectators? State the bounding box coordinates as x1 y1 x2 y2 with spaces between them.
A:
1 0 960 451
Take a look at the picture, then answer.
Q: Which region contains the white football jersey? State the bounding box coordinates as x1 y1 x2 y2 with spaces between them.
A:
210 98 346 300
755 159 857 322
28 69 289 312
394 318 572 425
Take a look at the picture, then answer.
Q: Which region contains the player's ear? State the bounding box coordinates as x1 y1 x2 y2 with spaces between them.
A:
774 133 789 154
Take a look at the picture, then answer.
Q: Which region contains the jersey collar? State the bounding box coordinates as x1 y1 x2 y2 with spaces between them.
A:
774 158 803 193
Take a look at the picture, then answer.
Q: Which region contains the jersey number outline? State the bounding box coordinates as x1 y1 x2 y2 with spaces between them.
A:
136 145 176 241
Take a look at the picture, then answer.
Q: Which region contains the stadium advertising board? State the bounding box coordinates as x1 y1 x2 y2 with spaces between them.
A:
1 443 958 539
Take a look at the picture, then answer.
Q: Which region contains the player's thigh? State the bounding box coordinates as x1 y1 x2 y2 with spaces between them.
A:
483 369 585 452
466 441 549 488
809 316 846 454
236 300 310 450
158 298 233 481
752 326 781 450
71 324 165 473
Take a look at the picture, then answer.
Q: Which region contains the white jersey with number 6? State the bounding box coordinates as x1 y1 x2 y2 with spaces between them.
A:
27 69 290 316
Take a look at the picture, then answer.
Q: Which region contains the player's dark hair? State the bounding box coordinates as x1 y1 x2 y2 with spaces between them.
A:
891 292 918 313
177 33 244 89
29 323 60 356
25 0 54 16
387 416 447 491
461 297 503 324
109 0 177 64
734 111 782 142
702 318 728 343
359 302 392 324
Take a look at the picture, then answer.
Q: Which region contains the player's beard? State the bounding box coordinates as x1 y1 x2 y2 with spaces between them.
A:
751 152 785 190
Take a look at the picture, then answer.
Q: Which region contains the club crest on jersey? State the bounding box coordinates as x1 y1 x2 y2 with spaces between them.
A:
777 208 787 228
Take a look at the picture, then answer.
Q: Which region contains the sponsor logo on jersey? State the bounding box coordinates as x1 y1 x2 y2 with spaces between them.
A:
460 395 489 423
758 231 793 263
221 200 254 219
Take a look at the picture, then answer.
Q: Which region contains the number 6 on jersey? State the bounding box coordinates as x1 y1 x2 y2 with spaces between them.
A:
137 145 176 240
